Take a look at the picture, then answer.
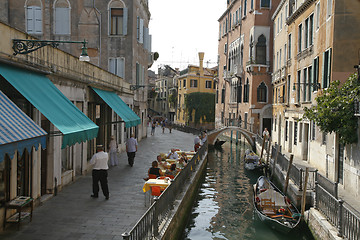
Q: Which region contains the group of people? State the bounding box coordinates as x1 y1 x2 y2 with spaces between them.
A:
144 148 189 181
89 133 138 200
194 130 207 152
150 118 172 135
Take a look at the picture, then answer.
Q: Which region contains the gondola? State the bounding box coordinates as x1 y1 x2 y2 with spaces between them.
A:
253 176 301 233
244 149 266 170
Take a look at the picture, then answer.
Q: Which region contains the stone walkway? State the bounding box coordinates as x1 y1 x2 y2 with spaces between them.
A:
0 126 196 240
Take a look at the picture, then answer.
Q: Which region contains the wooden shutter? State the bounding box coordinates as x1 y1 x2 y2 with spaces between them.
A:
118 58 125 78
26 7 35 33
55 8 70 35
322 52 326 88
123 8 128 35
109 58 116 75
327 48 332 87
34 7 42 33
139 19 144 44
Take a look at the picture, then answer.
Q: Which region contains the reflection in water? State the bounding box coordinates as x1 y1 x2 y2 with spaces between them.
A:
182 140 314 240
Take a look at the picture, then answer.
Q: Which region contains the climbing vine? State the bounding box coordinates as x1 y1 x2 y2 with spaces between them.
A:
185 92 215 124
303 73 360 144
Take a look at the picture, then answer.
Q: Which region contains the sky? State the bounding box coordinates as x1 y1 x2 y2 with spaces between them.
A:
149 0 227 73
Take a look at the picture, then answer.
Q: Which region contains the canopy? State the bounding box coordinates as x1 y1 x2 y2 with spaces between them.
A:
0 90 47 161
92 87 141 128
0 65 99 148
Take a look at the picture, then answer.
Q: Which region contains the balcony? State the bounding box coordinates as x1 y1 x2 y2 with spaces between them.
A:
246 59 270 73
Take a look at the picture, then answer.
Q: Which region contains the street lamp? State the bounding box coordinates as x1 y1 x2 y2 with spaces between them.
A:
12 39 90 62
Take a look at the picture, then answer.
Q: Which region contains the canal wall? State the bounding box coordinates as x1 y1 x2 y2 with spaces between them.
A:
161 148 208 240
305 209 342 240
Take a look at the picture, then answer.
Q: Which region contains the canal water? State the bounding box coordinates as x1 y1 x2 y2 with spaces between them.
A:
182 139 314 240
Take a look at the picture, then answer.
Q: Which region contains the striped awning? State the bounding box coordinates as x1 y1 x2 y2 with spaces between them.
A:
0 90 47 161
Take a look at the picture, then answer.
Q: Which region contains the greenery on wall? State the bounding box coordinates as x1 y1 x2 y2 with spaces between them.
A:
185 92 215 124
303 73 360 144
168 93 177 106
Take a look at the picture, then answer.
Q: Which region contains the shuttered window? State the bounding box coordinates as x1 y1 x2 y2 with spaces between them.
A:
110 8 127 35
27 6 42 34
109 57 125 78
55 7 70 35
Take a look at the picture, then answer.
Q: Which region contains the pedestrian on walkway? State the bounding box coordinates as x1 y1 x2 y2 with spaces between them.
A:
108 136 118 166
162 121 166 133
126 133 138 167
151 121 156 135
90 145 109 200
168 121 172 133
194 135 202 152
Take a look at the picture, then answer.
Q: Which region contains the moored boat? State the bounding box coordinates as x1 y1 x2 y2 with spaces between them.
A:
253 176 301 233
244 149 265 170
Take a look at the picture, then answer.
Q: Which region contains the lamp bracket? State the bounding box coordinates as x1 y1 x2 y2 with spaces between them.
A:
130 85 146 90
13 39 87 55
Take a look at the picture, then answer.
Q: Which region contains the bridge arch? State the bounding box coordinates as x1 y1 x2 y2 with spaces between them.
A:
207 126 256 150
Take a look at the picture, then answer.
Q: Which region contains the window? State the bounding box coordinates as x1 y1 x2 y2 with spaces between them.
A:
221 88 225 103
294 121 298 145
183 79 187 88
109 0 127 35
285 120 288 141
298 24 302 52
322 132 327 145
280 13 283 31
309 14 314 46
54 0 70 35
279 49 282 68
256 35 266 64
287 75 291 103
303 68 308 102
322 48 332 88
313 56 319 91
137 17 144 43
26 1 42 34
297 70 301 103
108 57 125 78
316 2 320 30
305 18 309 48
327 0 332 19
299 123 303 142
190 79 198 88
261 0 270 8
307 66 312 100
237 81 242 103
251 0 254 10
205 81 212 88
244 0 247 17
257 82 267 102
136 62 140 85
243 79 249 102
288 34 292 59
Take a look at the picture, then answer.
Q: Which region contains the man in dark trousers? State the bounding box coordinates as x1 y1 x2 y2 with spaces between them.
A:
126 133 138 167
90 145 109 200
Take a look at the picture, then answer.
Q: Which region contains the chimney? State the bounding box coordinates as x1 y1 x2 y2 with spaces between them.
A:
198 52 204 76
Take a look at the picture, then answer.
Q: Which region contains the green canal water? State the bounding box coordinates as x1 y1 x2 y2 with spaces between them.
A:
182 140 314 240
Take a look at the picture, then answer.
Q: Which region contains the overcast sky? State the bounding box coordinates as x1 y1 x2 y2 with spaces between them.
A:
149 0 227 73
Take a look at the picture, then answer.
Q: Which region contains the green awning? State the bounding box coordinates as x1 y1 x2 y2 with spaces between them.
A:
0 65 99 148
92 87 141 128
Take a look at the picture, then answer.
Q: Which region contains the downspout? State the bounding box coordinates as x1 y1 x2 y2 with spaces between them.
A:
93 0 101 66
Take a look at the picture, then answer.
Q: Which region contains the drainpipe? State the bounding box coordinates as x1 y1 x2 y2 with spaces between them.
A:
93 0 102 66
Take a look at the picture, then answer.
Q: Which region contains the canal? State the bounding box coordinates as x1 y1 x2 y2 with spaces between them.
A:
182 139 314 240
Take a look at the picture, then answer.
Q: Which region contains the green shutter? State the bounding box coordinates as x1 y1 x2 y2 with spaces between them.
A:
322 52 326 88
311 59 315 92
327 48 332 87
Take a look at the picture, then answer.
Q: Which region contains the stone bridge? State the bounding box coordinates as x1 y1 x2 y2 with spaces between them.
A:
207 126 257 150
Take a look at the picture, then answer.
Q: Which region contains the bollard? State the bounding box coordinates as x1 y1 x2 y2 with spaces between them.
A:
337 199 344 237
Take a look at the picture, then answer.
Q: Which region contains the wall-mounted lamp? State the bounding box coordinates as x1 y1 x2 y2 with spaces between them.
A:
292 82 321 91
13 39 90 62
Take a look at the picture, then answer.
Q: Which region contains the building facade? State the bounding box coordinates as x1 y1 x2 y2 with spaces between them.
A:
271 0 360 196
176 52 217 129
216 0 279 135
0 0 153 141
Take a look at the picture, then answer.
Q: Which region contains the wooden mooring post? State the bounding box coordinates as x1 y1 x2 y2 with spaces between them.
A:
284 154 293 195
301 167 309 218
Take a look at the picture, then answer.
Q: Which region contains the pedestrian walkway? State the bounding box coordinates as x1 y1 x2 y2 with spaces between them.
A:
0 127 196 240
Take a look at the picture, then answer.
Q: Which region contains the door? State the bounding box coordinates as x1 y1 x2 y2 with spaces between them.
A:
302 123 309 161
262 118 272 136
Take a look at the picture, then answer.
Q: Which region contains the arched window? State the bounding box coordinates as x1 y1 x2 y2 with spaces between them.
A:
257 82 267 102
109 0 128 35
237 80 242 103
256 35 267 64
25 0 42 34
243 79 249 102
54 0 70 35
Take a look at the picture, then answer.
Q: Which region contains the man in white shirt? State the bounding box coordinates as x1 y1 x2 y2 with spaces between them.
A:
167 148 179 160
90 145 109 199
126 134 138 167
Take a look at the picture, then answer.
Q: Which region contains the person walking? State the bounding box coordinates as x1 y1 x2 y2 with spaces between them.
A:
108 136 118 166
90 145 109 200
162 121 166 133
126 133 138 167
151 121 156 135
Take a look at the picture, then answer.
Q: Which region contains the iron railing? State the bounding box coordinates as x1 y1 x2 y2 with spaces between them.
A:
316 172 338 199
122 143 208 240
342 202 360 240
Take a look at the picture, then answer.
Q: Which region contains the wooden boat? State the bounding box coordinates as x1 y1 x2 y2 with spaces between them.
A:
253 176 301 233
244 149 265 170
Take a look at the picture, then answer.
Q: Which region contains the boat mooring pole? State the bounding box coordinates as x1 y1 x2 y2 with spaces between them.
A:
284 154 293 195
260 136 266 161
301 167 309 218
266 139 271 165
